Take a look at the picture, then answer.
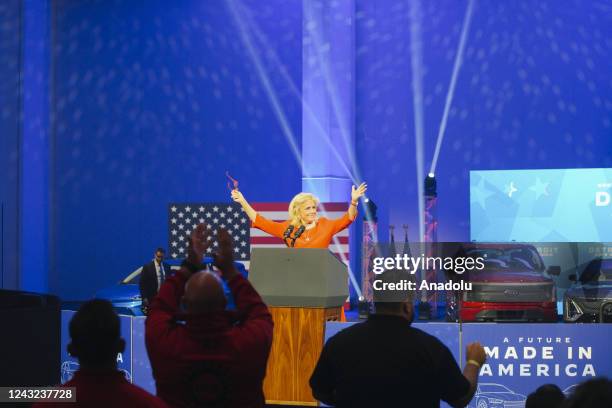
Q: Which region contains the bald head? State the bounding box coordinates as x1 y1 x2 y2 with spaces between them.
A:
183 271 227 313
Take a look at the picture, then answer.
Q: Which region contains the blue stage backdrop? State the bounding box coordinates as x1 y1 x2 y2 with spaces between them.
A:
44 0 612 300
50 0 302 300
356 0 612 242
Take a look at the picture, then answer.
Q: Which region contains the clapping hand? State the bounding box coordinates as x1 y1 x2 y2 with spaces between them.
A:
351 182 368 202
187 224 212 265
214 229 239 280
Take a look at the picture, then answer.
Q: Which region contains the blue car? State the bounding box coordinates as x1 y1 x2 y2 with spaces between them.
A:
94 258 248 316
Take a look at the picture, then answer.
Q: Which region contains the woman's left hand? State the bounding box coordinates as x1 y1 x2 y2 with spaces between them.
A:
351 182 367 202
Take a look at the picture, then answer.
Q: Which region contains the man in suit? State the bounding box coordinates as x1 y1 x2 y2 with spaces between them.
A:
139 248 170 314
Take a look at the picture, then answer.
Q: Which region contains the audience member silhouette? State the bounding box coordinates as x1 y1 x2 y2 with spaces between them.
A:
310 269 487 408
146 224 273 407
562 378 612 408
33 299 167 407
526 384 565 408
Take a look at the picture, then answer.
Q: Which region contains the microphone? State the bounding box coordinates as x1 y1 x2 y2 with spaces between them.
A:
282 225 295 247
290 225 306 247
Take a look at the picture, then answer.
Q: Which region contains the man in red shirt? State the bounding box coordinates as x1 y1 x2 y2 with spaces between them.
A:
146 224 273 407
34 299 167 408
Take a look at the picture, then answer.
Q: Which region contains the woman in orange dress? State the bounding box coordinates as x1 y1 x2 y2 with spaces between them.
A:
231 183 367 321
230 183 367 249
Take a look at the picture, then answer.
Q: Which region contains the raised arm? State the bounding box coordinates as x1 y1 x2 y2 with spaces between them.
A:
146 225 212 351
215 228 273 354
448 342 487 408
348 182 367 220
231 189 257 222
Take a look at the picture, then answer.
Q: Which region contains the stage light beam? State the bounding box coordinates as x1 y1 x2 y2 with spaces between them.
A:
409 0 426 241
429 0 475 175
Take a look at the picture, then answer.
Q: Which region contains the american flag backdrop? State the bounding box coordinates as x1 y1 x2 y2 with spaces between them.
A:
168 202 351 268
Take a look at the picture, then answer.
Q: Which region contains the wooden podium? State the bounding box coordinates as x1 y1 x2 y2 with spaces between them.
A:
249 248 348 406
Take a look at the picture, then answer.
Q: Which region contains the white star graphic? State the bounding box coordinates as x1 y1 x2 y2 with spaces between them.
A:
171 218 177 224
199 218 204 223
241 253 246 258
172 252 177 258
185 218 191 224
206 212 212 218
504 181 518 198
178 212 184 218
178 224 184 230
227 206 233 212
199 206 205 212
213 206 219 212
179 247 185 253
171 242 177 247
179 236 185 241
234 212 240 218
171 229 177 235
241 229 246 235
213 218 219 224
171 206 177 212
185 206 191 212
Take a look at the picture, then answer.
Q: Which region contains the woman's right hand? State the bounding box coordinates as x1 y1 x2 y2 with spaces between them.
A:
231 189 245 204
231 188 257 221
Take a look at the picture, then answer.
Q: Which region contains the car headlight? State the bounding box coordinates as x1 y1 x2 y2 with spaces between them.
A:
565 298 583 321
489 398 503 403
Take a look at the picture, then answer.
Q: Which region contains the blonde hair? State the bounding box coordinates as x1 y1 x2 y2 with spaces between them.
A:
288 192 319 226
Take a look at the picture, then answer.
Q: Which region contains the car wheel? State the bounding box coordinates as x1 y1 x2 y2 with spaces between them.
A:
477 399 489 408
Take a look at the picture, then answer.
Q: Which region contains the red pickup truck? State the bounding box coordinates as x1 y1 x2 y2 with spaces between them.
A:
458 244 559 322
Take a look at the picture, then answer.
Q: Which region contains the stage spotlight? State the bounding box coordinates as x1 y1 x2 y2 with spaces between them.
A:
425 174 437 197
363 198 377 221
358 296 371 319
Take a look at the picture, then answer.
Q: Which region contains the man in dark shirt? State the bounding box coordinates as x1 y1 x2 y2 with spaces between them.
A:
310 269 486 407
146 224 273 407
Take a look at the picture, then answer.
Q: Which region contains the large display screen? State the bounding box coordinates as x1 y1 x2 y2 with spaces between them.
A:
470 168 612 242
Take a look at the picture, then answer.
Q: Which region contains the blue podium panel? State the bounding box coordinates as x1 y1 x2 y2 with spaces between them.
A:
132 316 156 394
60 310 133 384
462 323 612 408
